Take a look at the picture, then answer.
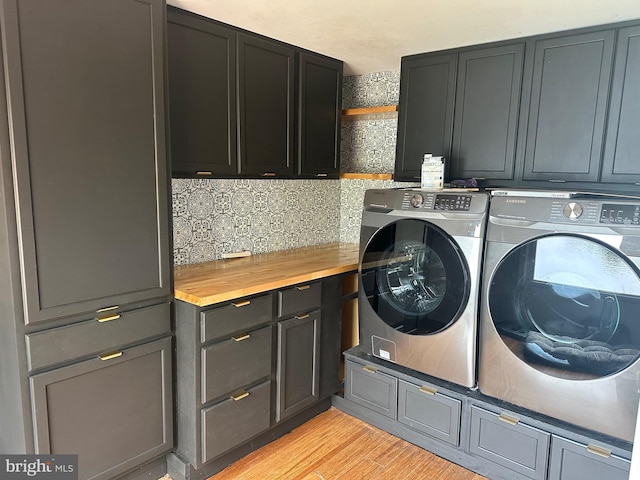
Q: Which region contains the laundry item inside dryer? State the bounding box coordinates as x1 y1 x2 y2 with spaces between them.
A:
489 233 640 377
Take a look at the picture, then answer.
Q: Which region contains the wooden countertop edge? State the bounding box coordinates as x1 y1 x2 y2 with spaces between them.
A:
174 263 358 307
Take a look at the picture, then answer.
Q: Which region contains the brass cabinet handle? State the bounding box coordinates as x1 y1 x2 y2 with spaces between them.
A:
99 351 123 361
586 444 611 458
96 314 120 323
232 300 251 308
97 305 119 313
232 334 251 342
261 172 276 177
296 285 311 291
498 413 520 425
231 391 250 401
419 385 437 395
295 314 310 320
363 365 377 373
196 171 212 175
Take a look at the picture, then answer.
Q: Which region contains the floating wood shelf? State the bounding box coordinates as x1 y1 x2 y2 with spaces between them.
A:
339 173 394 180
341 105 398 121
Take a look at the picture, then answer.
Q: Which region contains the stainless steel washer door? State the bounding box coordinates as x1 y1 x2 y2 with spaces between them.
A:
489 233 640 379
361 218 470 335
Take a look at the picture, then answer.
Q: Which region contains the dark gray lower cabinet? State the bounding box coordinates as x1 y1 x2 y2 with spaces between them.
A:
276 311 321 421
469 406 550 480
172 276 344 478
201 380 272 463
30 337 173 480
338 350 631 480
548 435 631 480
397 379 461 447
345 360 398 419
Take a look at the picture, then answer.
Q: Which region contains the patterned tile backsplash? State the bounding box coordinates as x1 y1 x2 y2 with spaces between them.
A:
172 70 416 266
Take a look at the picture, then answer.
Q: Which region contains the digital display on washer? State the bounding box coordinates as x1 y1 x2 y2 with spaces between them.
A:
434 194 471 211
599 203 640 224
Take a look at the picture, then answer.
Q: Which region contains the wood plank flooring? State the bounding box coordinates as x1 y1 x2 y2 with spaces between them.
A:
208 407 487 480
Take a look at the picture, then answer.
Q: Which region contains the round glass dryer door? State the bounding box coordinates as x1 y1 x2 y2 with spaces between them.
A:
361 219 470 335
488 234 640 379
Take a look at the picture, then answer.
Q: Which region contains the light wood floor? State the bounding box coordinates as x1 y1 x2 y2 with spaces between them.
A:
208 407 487 480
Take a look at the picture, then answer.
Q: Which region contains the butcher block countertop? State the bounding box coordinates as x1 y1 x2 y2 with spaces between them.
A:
174 242 360 307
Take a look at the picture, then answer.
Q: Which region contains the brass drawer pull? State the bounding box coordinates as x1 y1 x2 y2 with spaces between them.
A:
419 385 437 395
498 413 519 425
232 333 251 342
363 365 377 373
196 171 212 175
96 314 121 323
261 172 276 177
97 305 119 313
232 300 251 308
231 391 250 401
295 314 310 320
586 444 611 458
99 351 123 361
296 285 311 291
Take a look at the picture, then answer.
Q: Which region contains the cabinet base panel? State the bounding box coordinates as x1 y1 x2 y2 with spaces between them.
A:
168 399 331 480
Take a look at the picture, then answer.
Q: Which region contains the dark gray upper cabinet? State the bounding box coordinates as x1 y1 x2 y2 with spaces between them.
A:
167 10 237 177
522 30 615 182
238 33 296 177
450 44 525 181
395 53 457 182
297 52 343 178
601 26 640 184
1 0 170 325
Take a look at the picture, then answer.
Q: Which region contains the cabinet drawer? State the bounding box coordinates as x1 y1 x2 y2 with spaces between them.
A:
201 325 272 403
26 302 171 371
29 337 173 480
397 379 461 446
278 282 321 317
201 380 271 463
200 293 273 343
344 360 397 419
548 435 630 480
469 406 550 480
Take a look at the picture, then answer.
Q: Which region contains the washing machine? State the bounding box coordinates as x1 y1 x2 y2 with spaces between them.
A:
358 188 488 388
478 189 640 442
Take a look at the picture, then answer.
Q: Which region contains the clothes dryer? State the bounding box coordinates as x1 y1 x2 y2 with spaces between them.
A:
358 188 488 388
478 190 640 442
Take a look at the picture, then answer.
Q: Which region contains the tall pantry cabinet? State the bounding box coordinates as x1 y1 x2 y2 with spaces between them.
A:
0 1 173 479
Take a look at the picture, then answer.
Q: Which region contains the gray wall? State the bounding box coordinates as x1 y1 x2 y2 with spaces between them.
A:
172 70 416 266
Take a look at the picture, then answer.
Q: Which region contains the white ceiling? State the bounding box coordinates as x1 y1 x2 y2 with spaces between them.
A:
167 0 640 76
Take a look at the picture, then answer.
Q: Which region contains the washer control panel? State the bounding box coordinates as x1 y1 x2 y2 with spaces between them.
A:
403 193 473 211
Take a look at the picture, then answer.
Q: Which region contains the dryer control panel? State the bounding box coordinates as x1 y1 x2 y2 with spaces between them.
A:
599 203 640 225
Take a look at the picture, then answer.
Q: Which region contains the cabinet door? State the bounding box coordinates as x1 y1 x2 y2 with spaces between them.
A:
276 311 320 421
29 337 173 480
469 406 550 480
344 360 398 419
601 26 640 184
1 0 170 325
548 435 630 480
297 52 342 178
523 30 615 182
238 33 295 177
167 9 237 177
450 44 524 180
395 53 457 182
